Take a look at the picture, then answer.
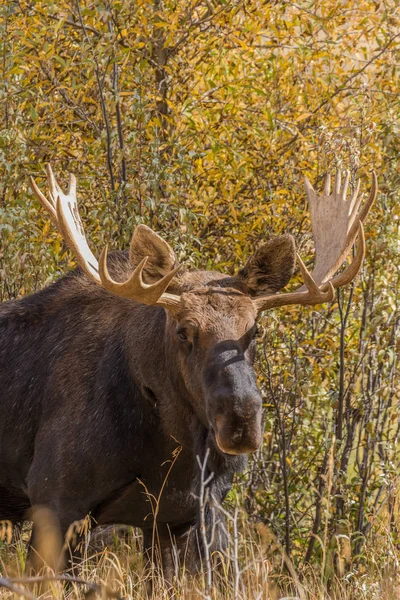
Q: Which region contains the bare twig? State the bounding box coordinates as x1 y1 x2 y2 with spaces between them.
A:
276 32 400 157
39 60 101 137
263 348 291 558
0 578 38 600
108 18 127 191
196 448 214 599
18 1 102 36
75 0 116 192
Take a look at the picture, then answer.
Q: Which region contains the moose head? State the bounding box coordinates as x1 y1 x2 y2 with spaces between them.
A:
31 167 376 456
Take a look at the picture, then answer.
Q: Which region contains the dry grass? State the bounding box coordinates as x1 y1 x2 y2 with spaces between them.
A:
1 514 400 600
1 451 399 599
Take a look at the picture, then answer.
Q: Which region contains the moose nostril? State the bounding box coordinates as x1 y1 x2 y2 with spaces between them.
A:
213 410 262 455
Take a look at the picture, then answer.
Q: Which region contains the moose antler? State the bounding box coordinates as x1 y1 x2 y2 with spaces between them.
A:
30 165 376 315
253 171 377 313
30 165 181 310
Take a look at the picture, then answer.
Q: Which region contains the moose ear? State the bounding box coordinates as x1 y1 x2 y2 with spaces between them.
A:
129 225 178 283
237 234 296 295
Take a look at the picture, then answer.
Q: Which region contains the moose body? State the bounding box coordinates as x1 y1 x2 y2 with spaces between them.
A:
0 166 376 576
0 254 252 572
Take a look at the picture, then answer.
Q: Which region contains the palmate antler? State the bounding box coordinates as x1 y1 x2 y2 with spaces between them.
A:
30 165 181 310
252 171 377 313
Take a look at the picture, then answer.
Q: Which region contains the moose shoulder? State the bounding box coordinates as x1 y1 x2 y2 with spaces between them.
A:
0 166 376 577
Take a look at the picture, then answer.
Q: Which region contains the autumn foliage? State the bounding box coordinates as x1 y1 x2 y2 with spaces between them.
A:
1 0 400 597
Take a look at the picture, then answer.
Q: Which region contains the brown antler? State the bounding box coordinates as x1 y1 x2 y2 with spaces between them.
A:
30 165 181 311
253 171 377 313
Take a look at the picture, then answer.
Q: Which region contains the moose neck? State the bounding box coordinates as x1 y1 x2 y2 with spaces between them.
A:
121 300 248 477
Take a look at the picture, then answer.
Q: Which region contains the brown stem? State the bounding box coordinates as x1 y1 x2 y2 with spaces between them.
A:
153 15 168 135
17 1 102 36
304 449 328 563
75 0 116 192
39 60 101 137
263 348 291 557
107 17 127 195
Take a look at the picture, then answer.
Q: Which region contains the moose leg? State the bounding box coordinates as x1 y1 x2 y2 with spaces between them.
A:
26 514 94 578
143 521 198 585
25 501 92 576
25 506 63 575
26 442 94 575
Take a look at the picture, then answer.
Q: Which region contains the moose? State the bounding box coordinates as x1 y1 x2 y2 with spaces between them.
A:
0 166 376 578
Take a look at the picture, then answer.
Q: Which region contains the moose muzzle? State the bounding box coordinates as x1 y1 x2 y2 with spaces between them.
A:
214 407 262 455
204 344 263 455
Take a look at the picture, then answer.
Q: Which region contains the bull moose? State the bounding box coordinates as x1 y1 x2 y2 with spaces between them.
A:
0 166 376 578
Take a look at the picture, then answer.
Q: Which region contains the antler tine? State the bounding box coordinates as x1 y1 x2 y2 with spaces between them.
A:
341 170 350 199
30 164 100 282
359 171 377 224
31 164 182 311
307 170 376 286
30 176 57 225
297 254 334 302
30 164 61 212
55 195 100 282
253 171 376 314
98 247 182 308
330 222 365 288
348 179 361 217
323 173 331 195
46 163 63 205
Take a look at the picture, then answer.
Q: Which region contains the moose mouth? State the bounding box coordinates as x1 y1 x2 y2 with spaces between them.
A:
213 430 244 456
211 414 262 456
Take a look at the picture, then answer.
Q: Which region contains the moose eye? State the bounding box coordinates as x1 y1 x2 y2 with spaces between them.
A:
177 329 188 342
